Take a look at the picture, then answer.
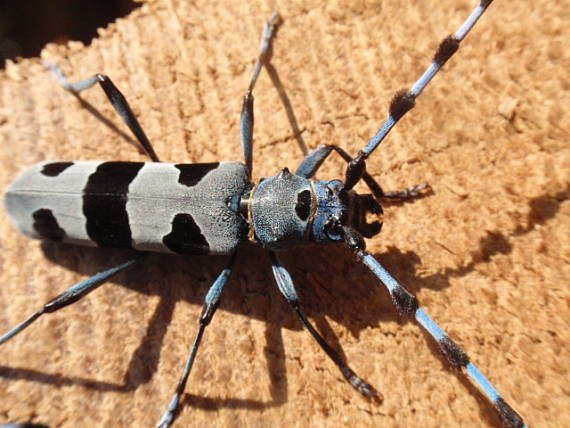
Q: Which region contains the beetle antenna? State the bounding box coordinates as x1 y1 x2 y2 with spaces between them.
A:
345 0 495 190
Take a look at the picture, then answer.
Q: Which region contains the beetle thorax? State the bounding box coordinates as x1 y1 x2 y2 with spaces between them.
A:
247 168 382 251
248 168 314 250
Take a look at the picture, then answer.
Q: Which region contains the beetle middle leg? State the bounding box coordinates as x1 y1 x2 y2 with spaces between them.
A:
240 13 282 177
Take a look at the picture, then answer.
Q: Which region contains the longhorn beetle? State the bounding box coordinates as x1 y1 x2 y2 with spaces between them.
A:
1 1 528 427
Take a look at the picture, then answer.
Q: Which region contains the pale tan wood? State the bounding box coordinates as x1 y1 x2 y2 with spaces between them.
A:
0 1 568 427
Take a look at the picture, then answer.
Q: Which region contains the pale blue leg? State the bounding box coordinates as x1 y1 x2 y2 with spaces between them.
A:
240 13 281 176
44 60 98 92
341 225 527 428
0 256 144 345
345 0 495 190
295 145 333 178
44 61 160 162
269 251 382 403
156 253 237 428
240 91 254 175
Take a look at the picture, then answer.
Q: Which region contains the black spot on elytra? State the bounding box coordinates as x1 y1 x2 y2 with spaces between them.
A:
163 213 209 254
175 163 219 187
41 162 74 177
32 208 65 241
295 190 311 221
83 162 144 247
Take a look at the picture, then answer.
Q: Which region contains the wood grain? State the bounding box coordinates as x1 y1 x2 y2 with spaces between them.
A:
0 1 568 427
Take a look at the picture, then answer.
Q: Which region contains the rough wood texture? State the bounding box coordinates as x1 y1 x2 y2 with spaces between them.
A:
0 1 568 427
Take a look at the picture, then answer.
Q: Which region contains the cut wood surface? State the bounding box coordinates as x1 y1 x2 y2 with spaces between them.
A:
0 1 568 427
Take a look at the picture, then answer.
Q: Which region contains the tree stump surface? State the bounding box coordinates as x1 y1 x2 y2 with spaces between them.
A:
0 1 568 427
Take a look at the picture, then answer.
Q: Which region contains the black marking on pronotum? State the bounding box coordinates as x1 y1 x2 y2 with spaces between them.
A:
434 35 460 66
295 189 311 221
40 162 74 177
495 397 525 428
439 336 470 368
175 163 220 187
389 89 416 121
83 162 144 247
162 213 209 254
32 209 65 241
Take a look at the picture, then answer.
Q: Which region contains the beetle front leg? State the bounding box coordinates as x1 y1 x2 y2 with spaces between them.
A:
297 144 430 200
269 251 382 403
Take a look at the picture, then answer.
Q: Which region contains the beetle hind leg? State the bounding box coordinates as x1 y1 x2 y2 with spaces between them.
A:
156 252 237 428
0 255 144 345
44 61 160 162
